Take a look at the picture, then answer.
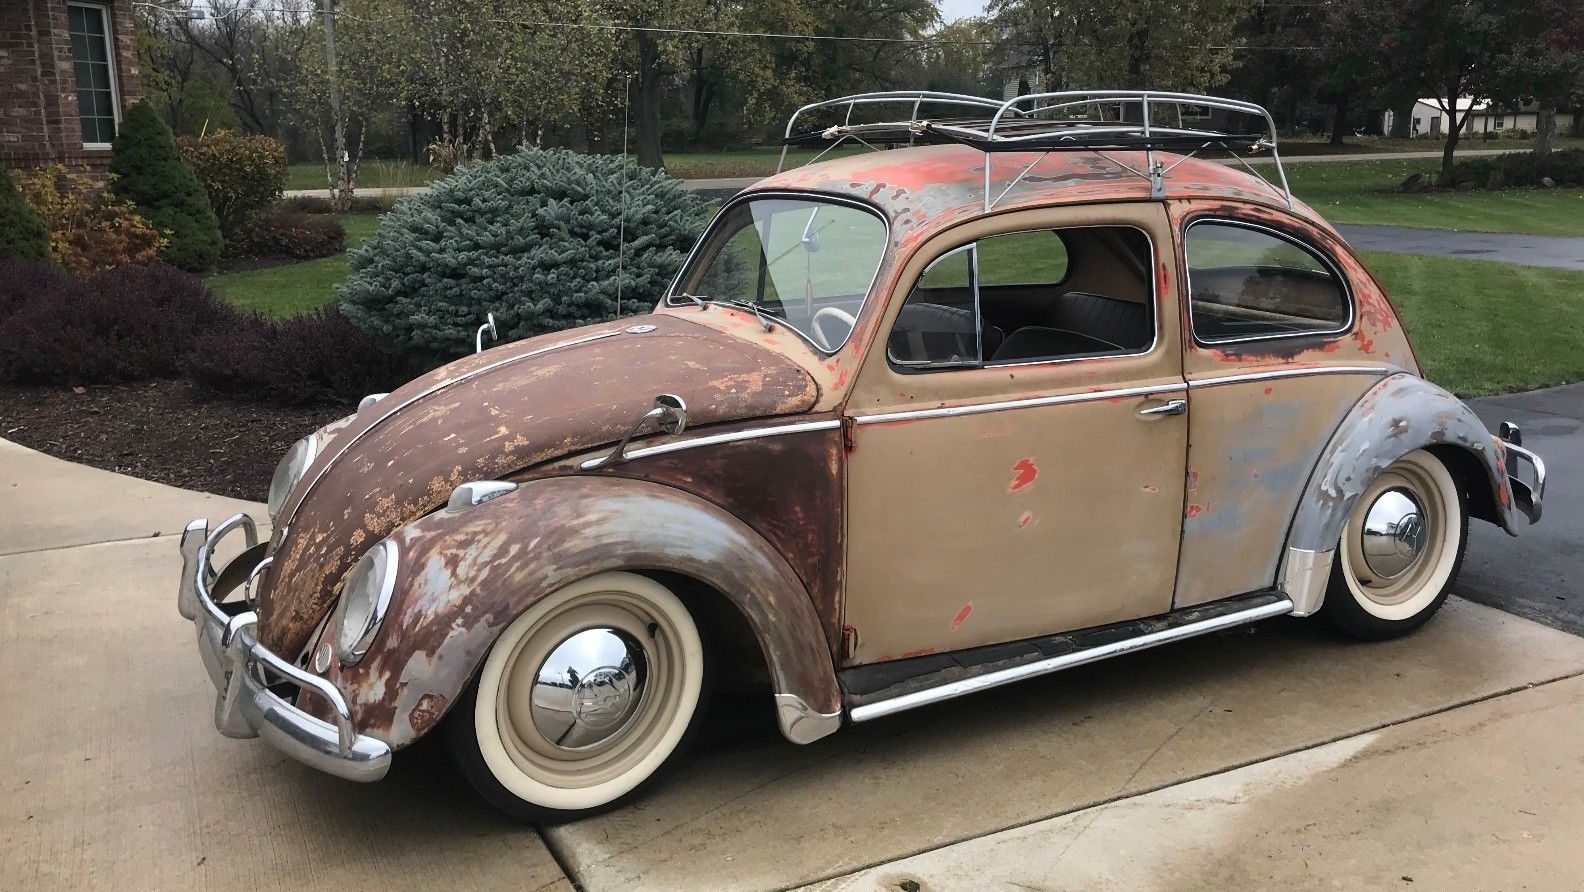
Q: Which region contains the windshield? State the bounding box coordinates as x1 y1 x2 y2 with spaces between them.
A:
669 196 889 353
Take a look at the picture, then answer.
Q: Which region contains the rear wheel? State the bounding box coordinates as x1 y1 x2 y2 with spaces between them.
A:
446 571 707 822
1321 449 1467 640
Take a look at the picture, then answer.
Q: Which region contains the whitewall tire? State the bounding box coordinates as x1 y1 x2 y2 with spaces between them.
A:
1322 449 1467 640
446 571 707 822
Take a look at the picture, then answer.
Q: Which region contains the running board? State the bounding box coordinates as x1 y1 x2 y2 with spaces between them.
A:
844 591 1294 723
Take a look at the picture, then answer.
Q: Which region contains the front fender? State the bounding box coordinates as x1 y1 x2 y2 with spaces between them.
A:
319 475 842 749
1279 373 1517 614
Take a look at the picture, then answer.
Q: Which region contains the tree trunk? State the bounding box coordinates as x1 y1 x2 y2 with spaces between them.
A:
1535 102 1557 156
320 0 352 210
633 31 664 169
1329 91 1352 146
1440 112 1461 185
1389 99 1414 139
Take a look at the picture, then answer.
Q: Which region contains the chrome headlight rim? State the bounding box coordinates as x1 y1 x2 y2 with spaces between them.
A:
267 432 323 520
333 540 400 666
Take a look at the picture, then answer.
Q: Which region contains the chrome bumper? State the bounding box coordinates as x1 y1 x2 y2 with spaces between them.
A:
178 514 391 782
1497 422 1546 525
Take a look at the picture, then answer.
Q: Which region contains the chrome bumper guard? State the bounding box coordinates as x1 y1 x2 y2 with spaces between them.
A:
1497 422 1546 525
178 514 391 782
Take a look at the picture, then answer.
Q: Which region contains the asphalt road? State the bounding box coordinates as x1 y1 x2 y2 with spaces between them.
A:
1336 223 1584 270
1459 383 1584 635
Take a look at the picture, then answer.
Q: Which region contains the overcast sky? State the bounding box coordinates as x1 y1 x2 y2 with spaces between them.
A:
939 0 990 22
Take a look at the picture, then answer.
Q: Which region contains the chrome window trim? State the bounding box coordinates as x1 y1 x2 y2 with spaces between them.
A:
281 329 623 527
577 418 842 470
887 223 1162 373
854 382 1183 425
1186 365 1397 389
663 191 891 356
1183 217 1355 347
887 244 982 369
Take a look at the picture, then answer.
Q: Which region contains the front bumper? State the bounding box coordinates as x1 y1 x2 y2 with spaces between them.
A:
177 513 391 782
1497 422 1546 524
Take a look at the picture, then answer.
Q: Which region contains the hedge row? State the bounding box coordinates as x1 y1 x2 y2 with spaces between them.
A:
1450 148 1584 189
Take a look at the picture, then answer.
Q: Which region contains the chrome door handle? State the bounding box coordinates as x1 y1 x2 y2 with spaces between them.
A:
1138 398 1187 417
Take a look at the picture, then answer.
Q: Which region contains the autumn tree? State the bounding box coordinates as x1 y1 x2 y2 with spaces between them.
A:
1486 0 1584 155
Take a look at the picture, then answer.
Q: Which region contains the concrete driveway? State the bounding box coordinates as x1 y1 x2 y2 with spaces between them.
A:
4 437 1583 891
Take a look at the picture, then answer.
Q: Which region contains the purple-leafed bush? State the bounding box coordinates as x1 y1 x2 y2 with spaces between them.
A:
185 306 414 406
226 211 346 261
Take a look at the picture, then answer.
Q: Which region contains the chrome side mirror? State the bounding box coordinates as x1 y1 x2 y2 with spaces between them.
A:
475 312 498 354
590 394 689 469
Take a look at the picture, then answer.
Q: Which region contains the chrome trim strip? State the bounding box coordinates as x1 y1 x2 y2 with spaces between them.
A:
578 419 842 470
1183 217 1355 347
282 329 623 526
1187 365 1394 389
853 383 1183 425
849 596 1294 722
663 191 891 356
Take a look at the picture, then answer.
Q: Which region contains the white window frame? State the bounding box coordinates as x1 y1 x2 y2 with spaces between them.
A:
67 2 122 151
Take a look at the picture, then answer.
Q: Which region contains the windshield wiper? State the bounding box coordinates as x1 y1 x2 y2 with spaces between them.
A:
718 298 776 333
672 292 709 309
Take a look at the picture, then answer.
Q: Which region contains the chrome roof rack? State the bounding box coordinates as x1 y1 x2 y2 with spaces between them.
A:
777 90 1293 212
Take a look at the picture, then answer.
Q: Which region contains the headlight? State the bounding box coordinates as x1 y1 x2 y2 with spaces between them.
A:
334 540 399 665
267 433 321 519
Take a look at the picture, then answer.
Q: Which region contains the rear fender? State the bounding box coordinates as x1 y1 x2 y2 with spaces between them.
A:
320 476 843 749
1279 374 1516 615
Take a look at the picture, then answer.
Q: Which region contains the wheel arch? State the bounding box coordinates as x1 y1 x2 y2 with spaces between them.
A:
1279 374 1516 616
320 475 843 750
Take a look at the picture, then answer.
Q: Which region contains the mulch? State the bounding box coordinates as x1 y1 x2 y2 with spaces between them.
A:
0 379 346 501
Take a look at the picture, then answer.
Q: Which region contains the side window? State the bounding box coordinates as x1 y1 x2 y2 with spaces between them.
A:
888 226 1156 371
1186 221 1350 343
889 246 979 367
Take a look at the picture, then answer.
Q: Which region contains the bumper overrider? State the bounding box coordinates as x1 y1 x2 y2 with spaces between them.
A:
176 512 391 782
1497 422 1546 524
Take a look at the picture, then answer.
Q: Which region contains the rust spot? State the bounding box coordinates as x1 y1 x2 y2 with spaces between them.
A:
1018 511 1033 528
900 647 937 658
950 602 974 631
408 693 447 735
1186 503 1208 518
1008 458 1039 492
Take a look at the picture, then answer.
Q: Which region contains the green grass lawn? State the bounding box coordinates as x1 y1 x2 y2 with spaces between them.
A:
1283 159 1584 236
1364 251 1584 397
206 212 381 318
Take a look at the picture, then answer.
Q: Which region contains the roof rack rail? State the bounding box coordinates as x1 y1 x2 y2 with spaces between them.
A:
778 90 1293 212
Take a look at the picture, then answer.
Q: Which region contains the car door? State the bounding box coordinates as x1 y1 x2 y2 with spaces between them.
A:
841 203 1188 664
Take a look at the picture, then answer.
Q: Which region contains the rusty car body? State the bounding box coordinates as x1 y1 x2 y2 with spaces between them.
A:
176 91 1546 820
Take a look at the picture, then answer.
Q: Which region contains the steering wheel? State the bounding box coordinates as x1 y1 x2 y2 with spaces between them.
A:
810 307 857 352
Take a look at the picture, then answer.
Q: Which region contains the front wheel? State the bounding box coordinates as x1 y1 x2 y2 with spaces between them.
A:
446 571 707 823
1321 449 1468 640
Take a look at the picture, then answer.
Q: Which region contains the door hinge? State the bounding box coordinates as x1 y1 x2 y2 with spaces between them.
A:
841 415 856 453
841 624 859 660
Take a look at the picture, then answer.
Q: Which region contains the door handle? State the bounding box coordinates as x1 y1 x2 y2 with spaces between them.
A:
1138 398 1187 418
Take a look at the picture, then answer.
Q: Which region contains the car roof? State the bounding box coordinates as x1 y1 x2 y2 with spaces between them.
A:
745 143 1329 245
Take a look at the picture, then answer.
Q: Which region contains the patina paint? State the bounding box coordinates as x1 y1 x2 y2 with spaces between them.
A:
305 476 842 749
258 314 818 655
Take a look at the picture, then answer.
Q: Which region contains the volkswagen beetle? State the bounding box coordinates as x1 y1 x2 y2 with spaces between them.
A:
176 91 1545 822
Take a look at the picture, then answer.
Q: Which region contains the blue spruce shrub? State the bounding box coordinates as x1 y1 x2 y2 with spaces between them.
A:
338 147 708 359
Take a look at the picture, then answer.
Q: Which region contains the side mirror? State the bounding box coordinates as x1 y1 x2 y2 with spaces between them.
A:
588 394 689 469
475 312 498 354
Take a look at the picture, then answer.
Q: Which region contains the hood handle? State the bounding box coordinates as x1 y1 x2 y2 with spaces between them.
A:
589 394 689 469
475 312 499 354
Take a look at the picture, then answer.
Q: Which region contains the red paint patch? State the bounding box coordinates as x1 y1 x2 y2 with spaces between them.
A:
1263 386 1273 396
1186 503 1208 518
950 602 974 630
1009 458 1039 492
1018 511 1033 528
835 367 849 387
1187 470 1199 490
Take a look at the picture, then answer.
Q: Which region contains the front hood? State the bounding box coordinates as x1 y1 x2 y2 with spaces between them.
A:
259 314 818 654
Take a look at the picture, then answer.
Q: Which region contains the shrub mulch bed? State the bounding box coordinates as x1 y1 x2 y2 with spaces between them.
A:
0 379 343 501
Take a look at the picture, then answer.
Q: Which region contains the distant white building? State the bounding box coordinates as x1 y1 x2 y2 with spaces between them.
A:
1383 98 1576 138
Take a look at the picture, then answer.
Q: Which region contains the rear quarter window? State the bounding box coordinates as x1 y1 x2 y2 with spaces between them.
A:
1186 221 1351 343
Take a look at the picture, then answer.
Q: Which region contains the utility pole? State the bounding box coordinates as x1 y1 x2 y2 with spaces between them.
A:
320 0 349 209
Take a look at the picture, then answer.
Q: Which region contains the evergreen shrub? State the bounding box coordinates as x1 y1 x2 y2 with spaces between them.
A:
339 147 708 360
1450 148 1584 188
0 167 50 262
109 103 222 270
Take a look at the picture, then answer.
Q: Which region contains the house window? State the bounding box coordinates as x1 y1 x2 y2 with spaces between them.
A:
1495 114 1505 130
68 3 120 147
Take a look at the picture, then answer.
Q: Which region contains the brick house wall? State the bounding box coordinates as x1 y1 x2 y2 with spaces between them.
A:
0 0 141 175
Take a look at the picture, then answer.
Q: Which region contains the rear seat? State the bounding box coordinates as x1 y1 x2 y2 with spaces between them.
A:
1049 291 1151 349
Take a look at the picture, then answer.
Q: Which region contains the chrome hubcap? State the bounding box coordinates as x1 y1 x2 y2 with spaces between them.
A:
1360 488 1428 580
529 627 648 751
